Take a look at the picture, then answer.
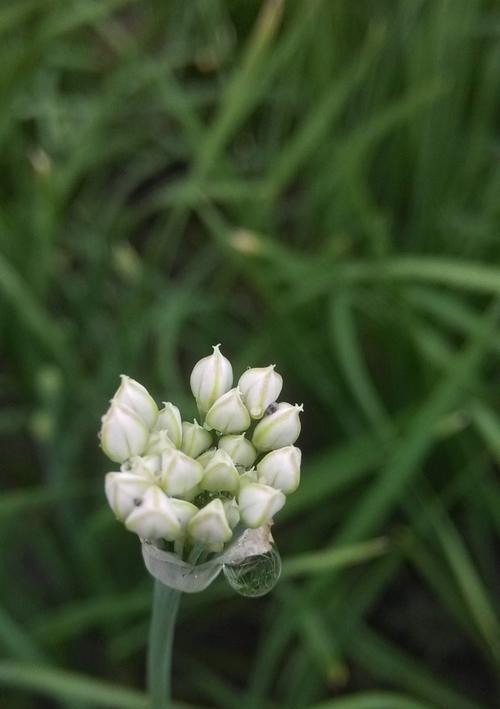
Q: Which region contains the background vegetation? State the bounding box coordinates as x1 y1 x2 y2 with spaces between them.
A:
1 0 500 707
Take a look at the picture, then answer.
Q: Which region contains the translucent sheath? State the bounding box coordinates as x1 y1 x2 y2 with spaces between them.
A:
142 542 223 593
141 525 282 596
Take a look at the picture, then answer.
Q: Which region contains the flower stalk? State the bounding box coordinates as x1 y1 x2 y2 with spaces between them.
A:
147 581 181 709
98 345 304 705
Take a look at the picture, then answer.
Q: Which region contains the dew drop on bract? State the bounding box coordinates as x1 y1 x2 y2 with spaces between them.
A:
223 546 282 597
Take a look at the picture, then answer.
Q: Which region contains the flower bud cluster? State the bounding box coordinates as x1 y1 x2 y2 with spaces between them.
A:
99 346 303 555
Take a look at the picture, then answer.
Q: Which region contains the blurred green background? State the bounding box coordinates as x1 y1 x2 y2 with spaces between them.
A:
1 0 500 707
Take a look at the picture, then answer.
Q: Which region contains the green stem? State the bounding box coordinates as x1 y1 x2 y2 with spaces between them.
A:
147 581 181 709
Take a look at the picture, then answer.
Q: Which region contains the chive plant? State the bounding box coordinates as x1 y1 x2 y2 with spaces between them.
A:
99 345 303 707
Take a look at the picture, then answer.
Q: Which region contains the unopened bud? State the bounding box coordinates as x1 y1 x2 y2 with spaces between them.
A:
169 498 199 534
182 484 201 502
145 430 176 455
257 446 301 494
223 498 240 528
252 402 303 452
100 402 149 463
105 471 153 521
218 434 256 467
190 344 233 415
238 482 286 528
159 448 203 497
205 388 250 434
181 420 212 458
239 467 259 487
129 454 161 479
156 402 183 448
201 449 239 493
196 448 217 468
238 365 283 419
187 498 232 544
113 375 158 429
125 486 181 540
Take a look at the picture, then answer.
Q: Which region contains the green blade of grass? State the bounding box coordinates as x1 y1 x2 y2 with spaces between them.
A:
0 606 47 663
329 291 392 436
310 692 435 709
292 258 500 306
0 253 69 365
263 24 385 199
193 0 284 180
0 662 152 709
426 499 500 664
347 625 486 709
335 301 499 546
282 538 389 577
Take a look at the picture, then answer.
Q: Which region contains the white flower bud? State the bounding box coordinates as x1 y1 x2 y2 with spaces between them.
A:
182 484 201 502
223 498 240 528
218 434 257 467
200 449 239 493
239 467 258 487
169 498 199 534
196 448 217 468
158 448 203 497
155 402 182 448
125 486 181 540
238 365 283 419
113 375 158 429
257 446 301 494
190 344 233 415
187 498 232 544
252 402 303 452
100 402 149 463
180 420 212 458
129 454 161 479
145 430 176 455
204 388 250 434
238 483 286 528
104 471 153 521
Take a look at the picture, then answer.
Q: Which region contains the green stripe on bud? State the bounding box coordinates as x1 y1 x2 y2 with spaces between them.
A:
252 402 303 452
205 388 251 434
238 365 283 419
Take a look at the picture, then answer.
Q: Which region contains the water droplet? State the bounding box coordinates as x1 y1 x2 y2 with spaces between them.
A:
223 546 282 597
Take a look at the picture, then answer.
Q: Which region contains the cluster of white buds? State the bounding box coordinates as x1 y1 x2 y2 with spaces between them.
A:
99 346 303 556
